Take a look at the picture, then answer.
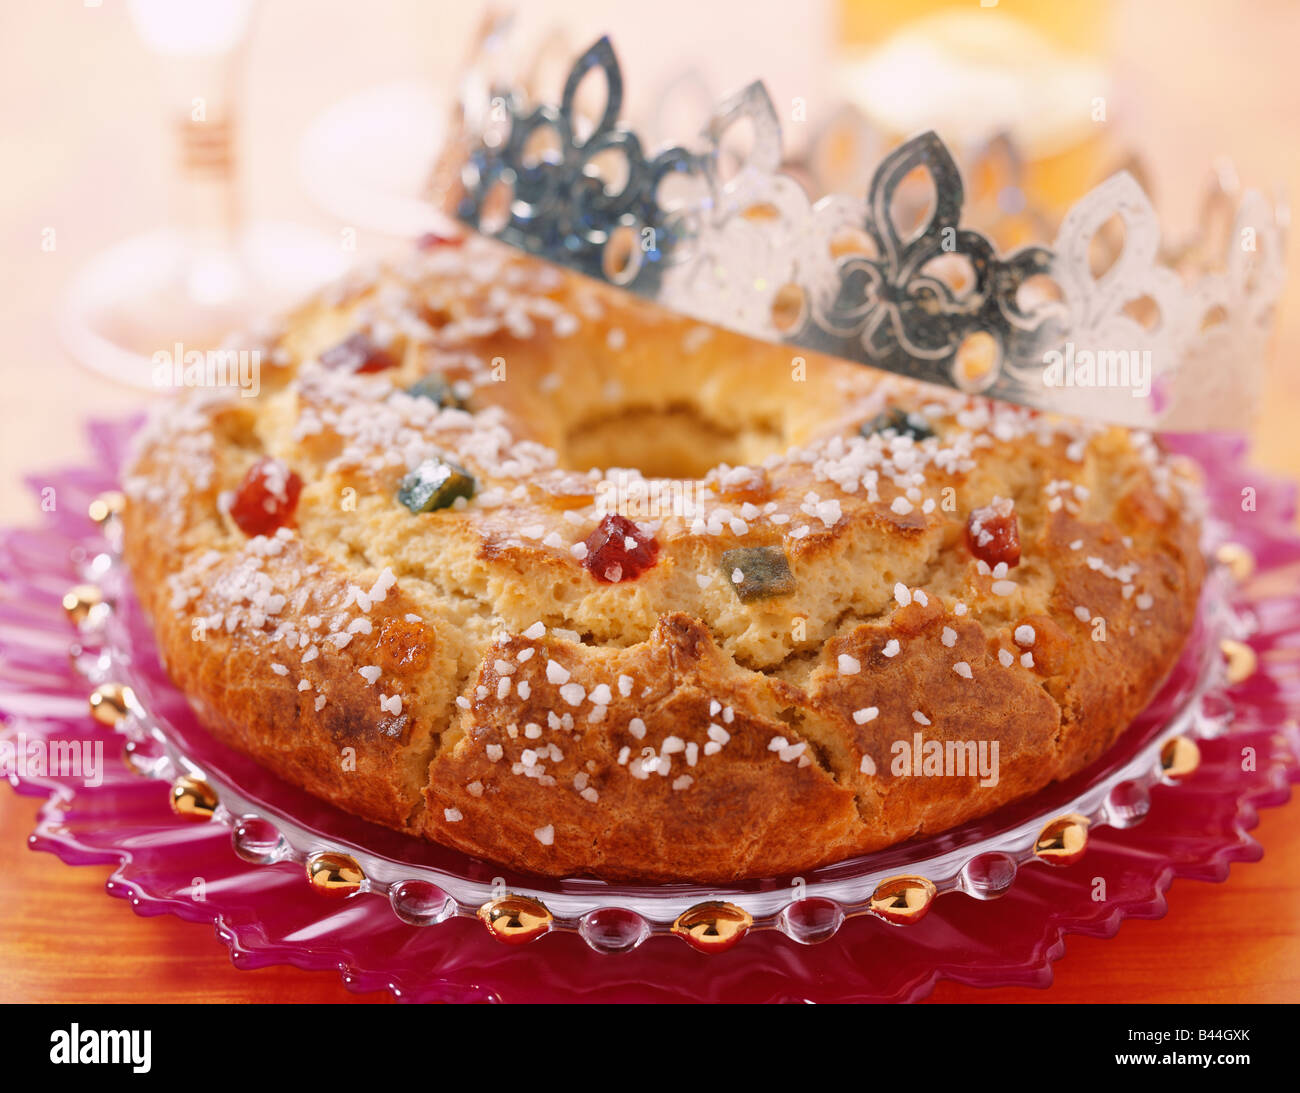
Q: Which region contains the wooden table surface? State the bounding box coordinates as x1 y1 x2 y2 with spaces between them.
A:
1 0 1298 1003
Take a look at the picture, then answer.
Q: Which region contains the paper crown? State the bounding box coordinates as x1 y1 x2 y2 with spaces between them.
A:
435 33 1286 429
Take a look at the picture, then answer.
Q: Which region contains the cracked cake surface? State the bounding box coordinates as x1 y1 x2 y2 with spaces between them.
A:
122 236 1205 882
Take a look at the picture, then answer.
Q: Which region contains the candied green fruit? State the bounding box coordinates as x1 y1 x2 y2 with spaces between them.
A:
720 546 796 603
861 407 934 442
406 373 464 409
397 457 475 513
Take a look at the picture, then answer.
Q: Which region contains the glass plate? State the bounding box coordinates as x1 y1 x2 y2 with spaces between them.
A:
2 420 1297 1001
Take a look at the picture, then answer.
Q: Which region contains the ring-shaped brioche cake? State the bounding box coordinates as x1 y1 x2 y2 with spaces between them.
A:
123 236 1205 882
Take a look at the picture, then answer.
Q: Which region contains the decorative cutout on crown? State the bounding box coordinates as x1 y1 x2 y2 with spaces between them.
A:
440 35 1285 429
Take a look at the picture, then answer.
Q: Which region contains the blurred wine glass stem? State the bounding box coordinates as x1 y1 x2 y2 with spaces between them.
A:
61 1 345 384
127 0 257 335
160 46 248 310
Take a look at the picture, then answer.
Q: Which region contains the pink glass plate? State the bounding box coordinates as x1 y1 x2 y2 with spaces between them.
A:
2 419 1297 1002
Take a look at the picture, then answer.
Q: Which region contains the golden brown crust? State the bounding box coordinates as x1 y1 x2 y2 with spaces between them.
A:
122 237 1205 882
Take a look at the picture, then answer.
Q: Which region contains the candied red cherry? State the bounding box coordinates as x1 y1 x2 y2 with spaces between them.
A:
583 514 659 583
319 331 398 374
229 457 303 537
966 499 1020 568
416 230 464 250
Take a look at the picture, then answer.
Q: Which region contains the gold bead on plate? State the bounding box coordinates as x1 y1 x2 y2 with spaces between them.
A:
88 682 133 727
1220 639 1257 685
306 851 366 897
868 875 937 925
62 584 105 627
478 894 554 944
1160 735 1202 781
670 901 753 952
1034 814 1090 866
169 775 218 821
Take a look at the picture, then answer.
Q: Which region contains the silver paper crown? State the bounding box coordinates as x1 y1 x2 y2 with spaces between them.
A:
438 35 1286 429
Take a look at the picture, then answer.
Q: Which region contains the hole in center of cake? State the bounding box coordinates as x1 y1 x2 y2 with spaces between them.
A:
558 402 785 479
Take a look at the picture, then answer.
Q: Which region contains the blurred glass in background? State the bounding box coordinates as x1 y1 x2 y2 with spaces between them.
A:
60 0 345 388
